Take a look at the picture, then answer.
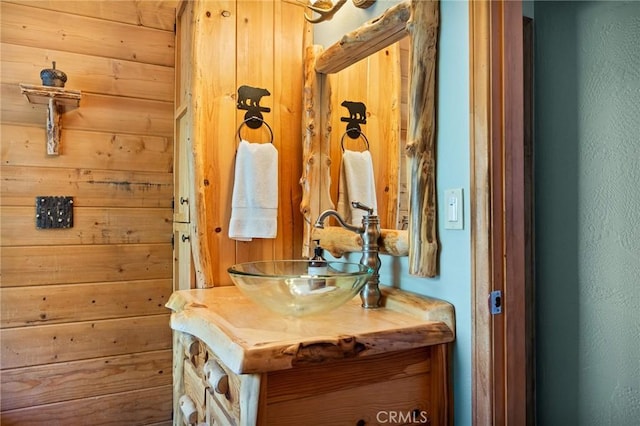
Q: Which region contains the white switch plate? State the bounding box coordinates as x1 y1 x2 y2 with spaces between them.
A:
444 188 463 230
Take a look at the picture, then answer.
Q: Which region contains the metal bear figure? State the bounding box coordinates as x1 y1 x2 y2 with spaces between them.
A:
237 85 271 109
341 100 367 122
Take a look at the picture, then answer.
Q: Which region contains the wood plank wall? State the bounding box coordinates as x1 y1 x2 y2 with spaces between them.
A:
0 1 177 424
185 0 307 286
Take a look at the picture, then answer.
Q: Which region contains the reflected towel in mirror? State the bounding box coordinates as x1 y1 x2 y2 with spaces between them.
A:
337 149 378 225
229 140 278 241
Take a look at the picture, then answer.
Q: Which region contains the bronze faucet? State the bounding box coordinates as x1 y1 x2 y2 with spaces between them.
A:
314 202 381 308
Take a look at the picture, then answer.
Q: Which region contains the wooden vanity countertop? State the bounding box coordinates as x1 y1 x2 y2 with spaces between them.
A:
166 285 455 375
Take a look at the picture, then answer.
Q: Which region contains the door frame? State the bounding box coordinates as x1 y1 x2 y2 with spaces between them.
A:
470 1 531 423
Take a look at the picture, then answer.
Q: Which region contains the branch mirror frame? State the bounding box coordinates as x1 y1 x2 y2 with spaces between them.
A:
300 0 439 277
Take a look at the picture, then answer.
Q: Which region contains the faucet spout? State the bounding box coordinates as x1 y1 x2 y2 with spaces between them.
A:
314 209 362 234
314 203 382 309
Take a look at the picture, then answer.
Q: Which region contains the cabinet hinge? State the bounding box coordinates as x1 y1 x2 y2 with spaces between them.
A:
489 290 502 315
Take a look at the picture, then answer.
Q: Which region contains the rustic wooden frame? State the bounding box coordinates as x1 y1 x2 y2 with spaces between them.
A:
301 0 439 277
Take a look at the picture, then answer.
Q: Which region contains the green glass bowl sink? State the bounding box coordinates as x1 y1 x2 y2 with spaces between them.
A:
227 260 373 317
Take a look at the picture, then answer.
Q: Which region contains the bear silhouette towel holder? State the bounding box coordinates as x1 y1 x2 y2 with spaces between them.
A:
340 100 369 151
236 85 273 143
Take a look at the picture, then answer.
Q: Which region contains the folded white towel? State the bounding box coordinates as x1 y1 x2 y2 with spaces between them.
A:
337 149 378 225
229 140 278 241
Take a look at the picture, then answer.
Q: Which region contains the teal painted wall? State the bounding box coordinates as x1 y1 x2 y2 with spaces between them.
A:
316 1 472 424
534 1 640 424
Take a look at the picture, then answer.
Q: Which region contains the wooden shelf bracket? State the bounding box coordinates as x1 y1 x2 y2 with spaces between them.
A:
20 83 82 156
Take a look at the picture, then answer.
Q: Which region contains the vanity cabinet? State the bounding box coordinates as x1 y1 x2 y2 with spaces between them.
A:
168 286 455 425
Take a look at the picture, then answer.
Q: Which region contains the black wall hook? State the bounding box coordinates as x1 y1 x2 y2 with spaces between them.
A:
340 100 367 139
237 85 271 129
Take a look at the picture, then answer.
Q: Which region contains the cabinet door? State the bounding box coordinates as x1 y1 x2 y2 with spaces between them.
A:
173 222 195 291
174 0 193 224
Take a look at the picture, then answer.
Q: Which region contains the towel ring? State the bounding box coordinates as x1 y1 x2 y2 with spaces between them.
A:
236 117 274 144
340 130 369 152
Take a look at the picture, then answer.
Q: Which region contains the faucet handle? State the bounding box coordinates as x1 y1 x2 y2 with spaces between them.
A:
351 201 373 215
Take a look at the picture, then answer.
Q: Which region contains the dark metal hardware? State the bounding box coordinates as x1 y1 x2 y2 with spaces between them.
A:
35 196 73 229
236 85 271 129
340 100 367 139
490 290 502 315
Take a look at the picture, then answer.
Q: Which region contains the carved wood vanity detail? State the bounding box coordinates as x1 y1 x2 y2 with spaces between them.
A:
167 286 454 425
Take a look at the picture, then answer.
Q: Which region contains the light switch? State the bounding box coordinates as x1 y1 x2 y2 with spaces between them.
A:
444 188 463 230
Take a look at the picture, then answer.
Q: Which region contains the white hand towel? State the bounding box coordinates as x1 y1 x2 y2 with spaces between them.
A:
229 140 278 241
337 149 378 225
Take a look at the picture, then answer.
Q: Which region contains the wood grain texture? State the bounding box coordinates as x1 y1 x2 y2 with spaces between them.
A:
1 165 172 208
0 385 173 425
1 207 172 246
2 43 174 101
0 1 175 421
5 0 178 31
1 2 175 67
1 244 172 287
187 0 237 287
185 0 307 286
314 0 410 74
1 279 172 328
470 2 528 423
273 0 306 261
167 286 454 375
2 84 173 138
312 226 409 257
1 124 172 173
1 314 172 369
406 0 439 277
175 330 451 425
301 45 334 257
1 349 172 411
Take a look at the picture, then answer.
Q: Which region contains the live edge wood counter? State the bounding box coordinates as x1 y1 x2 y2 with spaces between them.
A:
167 286 455 426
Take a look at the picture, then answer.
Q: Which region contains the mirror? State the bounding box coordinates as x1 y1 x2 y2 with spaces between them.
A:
325 36 409 231
300 0 439 277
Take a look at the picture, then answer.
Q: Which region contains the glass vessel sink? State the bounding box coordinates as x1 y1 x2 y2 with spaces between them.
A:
228 260 373 317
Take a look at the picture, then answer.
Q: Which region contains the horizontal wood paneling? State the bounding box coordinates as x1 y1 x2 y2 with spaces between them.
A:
1 43 174 101
1 207 172 246
5 0 178 31
1 167 172 208
1 125 172 173
0 385 173 426
1 314 172 369
1 349 172 411
0 244 172 287
1 279 172 328
0 1 175 422
1 84 173 137
0 2 175 67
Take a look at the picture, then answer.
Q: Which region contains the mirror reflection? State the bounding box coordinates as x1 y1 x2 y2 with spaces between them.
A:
302 0 440 278
326 36 410 231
